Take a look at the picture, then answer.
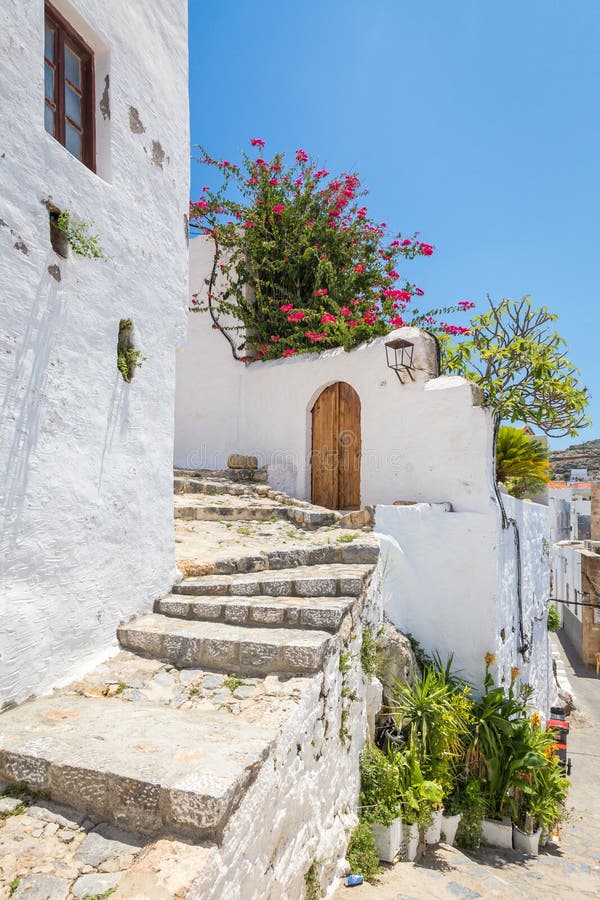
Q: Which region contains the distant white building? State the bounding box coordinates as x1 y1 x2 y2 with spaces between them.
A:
0 0 189 707
548 480 593 543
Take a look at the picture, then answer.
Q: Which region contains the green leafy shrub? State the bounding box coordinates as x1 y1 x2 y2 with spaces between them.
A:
346 821 381 883
189 140 472 361
547 604 561 632
359 743 401 826
360 627 378 677
55 210 106 259
303 860 322 900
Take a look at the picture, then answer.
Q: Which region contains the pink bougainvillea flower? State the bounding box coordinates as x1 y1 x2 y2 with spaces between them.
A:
304 331 327 342
306 221 314 228
268 177 279 186
314 288 328 297
271 334 281 342
340 307 352 317
273 204 285 215
321 313 337 324
441 323 471 336
458 300 476 310
414 287 425 296
255 158 268 168
250 138 265 148
419 242 434 256
363 311 378 325
242 221 255 228
314 169 329 179
356 207 367 219
280 303 294 313
271 163 282 172
390 316 405 327
402 238 412 246
348 320 358 327
282 348 296 357
386 269 400 279
296 149 309 163
287 311 306 322
354 264 366 274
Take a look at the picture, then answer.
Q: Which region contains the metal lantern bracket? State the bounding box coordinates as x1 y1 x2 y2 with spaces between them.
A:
385 337 416 384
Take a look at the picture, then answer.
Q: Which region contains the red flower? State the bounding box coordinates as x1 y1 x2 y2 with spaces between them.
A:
354 264 366 274
348 320 358 327
282 348 296 357
315 288 328 297
314 169 329 179
458 300 476 310
296 149 309 163
340 307 352 317
273 204 285 215
250 138 265 148
288 311 306 322
280 303 294 313
356 207 367 219
419 242 434 256
321 313 337 324
268 178 279 186
243 221 255 228
305 331 326 342
271 334 281 342
390 316 405 327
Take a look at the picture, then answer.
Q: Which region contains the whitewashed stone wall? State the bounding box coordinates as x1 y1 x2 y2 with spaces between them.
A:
376 494 554 715
176 237 495 512
186 558 385 899
0 0 189 706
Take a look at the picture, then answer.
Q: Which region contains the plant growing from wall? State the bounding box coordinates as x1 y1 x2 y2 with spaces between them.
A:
496 425 551 498
54 210 106 259
442 296 590 437
117 319 146 383
189 139 473 361
303 860 323 900
358 742 401 826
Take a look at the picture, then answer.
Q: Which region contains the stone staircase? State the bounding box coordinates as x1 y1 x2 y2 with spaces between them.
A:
0 471 381 896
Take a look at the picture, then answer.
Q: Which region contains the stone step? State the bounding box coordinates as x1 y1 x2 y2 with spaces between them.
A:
155 593 356 632
174 494 337 529
118 614 334 674
171 564 372 598
0 695 284 839
178 542 379 577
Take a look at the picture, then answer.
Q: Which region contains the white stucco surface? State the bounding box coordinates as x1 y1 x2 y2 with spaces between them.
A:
0 0 189 706
176 237 496 512
376 495 554 714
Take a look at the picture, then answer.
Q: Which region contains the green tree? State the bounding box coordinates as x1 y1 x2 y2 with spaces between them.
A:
443 296 590 437
496 426 551 498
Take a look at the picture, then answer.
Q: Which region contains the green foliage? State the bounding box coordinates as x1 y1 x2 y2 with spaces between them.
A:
82 889 117 900
9 878 20 896
303 860 322 900
547 604 561 632
339 651 351 674
359 743 401 826
337 532 358 543
55 210 106 259
443 295 590 437
453 777 486 850
496 425 551 497
0 801 26 820
346 821 381 883
189 142 471 361
224 675 243 693
392 746 443 828
360 627 378 677
117 347 146 383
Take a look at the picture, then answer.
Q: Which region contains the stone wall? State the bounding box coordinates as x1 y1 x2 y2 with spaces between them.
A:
592 484 600 541
580 552 600 665
0 0 189 706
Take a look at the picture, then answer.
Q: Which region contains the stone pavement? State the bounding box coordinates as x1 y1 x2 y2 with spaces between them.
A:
334 629 600 899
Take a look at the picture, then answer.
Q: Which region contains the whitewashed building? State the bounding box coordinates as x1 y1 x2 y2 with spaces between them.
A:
175 237 555 711
0 0 189 707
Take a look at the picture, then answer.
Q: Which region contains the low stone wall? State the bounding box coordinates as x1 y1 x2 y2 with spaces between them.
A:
184 559 385 899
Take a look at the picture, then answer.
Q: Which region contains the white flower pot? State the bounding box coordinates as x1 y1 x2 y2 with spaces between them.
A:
401 822 419 861
371 817 402 863
425 807 443 844
440 813 462 846
513 824 541 855
481 818 513 849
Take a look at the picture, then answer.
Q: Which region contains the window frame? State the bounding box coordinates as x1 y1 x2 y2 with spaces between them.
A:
44 2 96 172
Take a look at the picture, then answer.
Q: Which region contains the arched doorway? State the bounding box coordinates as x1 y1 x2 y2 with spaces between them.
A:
311 382 361 510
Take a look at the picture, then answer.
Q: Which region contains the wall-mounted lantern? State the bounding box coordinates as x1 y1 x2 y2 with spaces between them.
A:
385 337 416 383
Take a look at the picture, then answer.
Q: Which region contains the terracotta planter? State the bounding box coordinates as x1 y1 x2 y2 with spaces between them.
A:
441 813 462 846
513 824 541 855
401 822 419 861
371 817 403 862
425 807 443 844
481 817 513 849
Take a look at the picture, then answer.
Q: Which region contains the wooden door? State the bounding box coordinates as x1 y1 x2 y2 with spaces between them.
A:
311 382 361 510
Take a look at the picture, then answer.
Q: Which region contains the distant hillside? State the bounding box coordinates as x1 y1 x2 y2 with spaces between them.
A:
550 438 600 480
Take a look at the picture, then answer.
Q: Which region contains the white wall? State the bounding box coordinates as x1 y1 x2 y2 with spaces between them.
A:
375 495 554 714
0 0 189 706
177 237 496 512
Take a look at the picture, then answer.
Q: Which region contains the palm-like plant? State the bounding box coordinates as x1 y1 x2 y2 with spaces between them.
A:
496 425 550 498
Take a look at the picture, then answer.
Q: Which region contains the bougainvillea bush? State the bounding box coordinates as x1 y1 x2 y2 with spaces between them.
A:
189 140 473 361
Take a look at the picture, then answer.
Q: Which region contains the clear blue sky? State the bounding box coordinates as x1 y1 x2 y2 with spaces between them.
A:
188 0 599 450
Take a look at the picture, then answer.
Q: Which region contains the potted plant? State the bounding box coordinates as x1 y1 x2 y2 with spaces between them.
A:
359 743 403 863
395 748 443 860
439 789 463 847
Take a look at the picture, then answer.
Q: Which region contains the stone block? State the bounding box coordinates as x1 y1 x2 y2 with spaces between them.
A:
227 454 258 470
71 871 125 899
13 874 69 899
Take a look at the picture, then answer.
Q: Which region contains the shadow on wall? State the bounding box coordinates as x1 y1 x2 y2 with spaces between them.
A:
98 369 131 490
0 262 66 561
